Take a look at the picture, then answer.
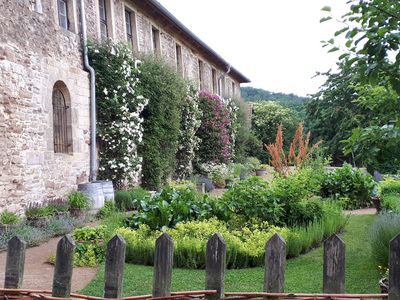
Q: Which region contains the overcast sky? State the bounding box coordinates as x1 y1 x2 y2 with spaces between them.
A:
157 0 351 97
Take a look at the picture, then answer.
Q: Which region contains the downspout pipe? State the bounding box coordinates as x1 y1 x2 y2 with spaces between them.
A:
80 0 97 182
218 64 231 98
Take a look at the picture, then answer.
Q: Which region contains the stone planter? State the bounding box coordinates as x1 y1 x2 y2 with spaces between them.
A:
26 216 49 228
255 169 267 176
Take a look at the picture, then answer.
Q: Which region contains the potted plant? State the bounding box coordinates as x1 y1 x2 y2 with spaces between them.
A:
0 210 21 233
47 198 70 219
25 203 52 227
255 164 269 176
68 191 90 219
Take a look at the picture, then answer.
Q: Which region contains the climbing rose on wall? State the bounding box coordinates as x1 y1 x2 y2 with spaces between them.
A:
196 91 236 164
175 85 202 179
89 41 148 188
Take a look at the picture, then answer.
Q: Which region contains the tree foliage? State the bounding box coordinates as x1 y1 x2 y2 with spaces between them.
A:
322 0 400 93
138 56 186 190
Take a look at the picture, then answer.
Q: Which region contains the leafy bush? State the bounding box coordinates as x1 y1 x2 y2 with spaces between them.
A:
381 193 400 213
0 210 20 225
271 168 324 225
117 218 289 269
129 187 150 207
222 176 284 225
96 201 118 219
320 164 376 209
138 56 187 190
68 191 90 210
72 225 107 267
370 212 400 266
380 178 400 195
126 186 214 230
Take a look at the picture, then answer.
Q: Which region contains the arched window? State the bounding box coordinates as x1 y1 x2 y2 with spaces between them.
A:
52 81 72 153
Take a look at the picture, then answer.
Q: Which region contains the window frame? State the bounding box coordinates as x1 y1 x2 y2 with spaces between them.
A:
124 8 138 51
152 26 161 55
57 0 69 30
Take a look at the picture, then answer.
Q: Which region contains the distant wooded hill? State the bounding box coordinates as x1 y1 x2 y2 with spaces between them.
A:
240 87 309 111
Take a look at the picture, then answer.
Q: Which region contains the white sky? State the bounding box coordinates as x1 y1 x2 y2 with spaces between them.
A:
157 0 351 97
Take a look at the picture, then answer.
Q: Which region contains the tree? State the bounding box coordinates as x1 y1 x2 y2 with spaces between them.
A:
252 101 300 162
322 0 400 93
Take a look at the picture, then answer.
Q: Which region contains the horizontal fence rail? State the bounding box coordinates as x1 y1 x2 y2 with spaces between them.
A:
2 232 400 300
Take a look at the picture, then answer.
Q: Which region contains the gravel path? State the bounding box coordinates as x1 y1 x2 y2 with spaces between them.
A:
0 236 98 292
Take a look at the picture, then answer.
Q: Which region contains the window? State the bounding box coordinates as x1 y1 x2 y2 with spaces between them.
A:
99 0 108 40
52 81 72 154
212 69 217 94
231 82 236 96
57 0 68 29
125 9 138 50
176 43 183 75
218 77 225 97
152 26 161 54
198 60 204 90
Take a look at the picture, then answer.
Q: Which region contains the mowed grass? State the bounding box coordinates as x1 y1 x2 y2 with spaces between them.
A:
81 215 380 296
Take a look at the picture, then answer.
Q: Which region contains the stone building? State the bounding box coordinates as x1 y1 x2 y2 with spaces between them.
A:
0 0 250 212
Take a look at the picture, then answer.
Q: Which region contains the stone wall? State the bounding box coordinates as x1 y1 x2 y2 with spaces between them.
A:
0 0 90 212
0 0 244 212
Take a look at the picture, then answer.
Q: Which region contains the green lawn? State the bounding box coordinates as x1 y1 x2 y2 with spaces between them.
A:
81 215 380 296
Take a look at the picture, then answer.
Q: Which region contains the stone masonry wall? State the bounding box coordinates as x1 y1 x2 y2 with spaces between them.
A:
0 0 90 212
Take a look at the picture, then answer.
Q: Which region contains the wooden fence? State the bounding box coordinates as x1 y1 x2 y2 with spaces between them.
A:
2 232 400 300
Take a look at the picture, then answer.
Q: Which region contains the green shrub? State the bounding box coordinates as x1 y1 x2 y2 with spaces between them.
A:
126 186 212 230
381 193 400 213
68 191 90 210
381 178 400 195
370 212 400 266
117 218 289 269
115 190 133 211
222 176 284 225
138 56 187 190
0 210 20 225
287 202 347 257
46 198 69 214
320 164 376 209
129 187 151 208
271 168 324 225
96 201 118 219
25 203 53 219
72 225 107 267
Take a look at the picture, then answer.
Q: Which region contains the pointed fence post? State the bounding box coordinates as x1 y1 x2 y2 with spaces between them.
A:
52 235 76 298
205 233 226 300
323 234 345 293
152 233 174 297
5 236 26 289
389 233 400 300
104 235 126 298
264 233 286 293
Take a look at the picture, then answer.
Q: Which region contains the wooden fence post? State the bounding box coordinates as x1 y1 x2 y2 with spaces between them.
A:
323 234 345 293
264 233 286 293
389 233 400 300
104 235 126 298
5 236 26 289
205 233 226 300
52 234 76 298
152 233 174 297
